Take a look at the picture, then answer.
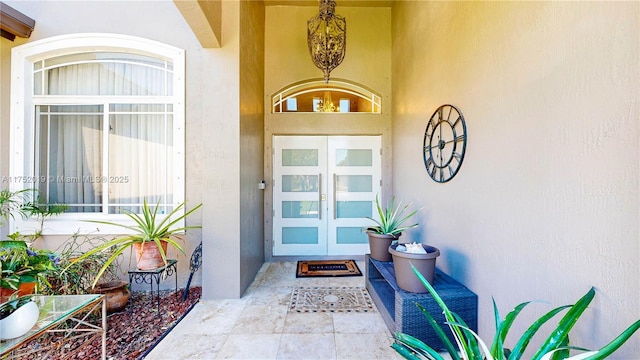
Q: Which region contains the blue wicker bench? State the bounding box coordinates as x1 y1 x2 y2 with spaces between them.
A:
365 255 478 350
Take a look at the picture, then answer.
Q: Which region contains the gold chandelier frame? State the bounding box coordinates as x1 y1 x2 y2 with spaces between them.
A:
307 0 346 83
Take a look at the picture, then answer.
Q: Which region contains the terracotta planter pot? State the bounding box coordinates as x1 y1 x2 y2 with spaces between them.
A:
92 280 130 313
389 243 440 293
0 282 36 302
133 241 169 270
367 231 398 262
0 300 39 340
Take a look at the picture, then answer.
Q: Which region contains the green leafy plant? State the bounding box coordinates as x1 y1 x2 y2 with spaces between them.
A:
366 194 419 236
44 232 121 295
0 188 32 228
69 199 202 287
0 240 58 291
0 188 67 243
392 264 640 360
0 293 34 320
20 199 68 239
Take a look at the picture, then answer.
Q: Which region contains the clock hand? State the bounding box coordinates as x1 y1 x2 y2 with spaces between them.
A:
442 135 465 146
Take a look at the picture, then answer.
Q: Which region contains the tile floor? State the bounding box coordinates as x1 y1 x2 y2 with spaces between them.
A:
145 261 403 360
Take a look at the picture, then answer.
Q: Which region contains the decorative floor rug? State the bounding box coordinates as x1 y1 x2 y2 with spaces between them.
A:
289 286 375 313
296 260 362 278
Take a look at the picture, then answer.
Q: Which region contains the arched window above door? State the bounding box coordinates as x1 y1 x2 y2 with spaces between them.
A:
272 79 381 113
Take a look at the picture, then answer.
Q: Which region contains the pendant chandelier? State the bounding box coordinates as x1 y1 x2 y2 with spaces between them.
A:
316 91 338 112
307 0 346 83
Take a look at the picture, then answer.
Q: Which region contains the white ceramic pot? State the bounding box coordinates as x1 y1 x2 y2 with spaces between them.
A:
0 300 39 340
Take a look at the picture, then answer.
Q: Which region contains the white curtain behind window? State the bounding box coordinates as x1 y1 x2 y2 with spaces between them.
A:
39 105 102 213
42 57 172 213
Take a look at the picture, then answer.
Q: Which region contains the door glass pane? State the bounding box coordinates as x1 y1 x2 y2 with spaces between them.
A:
283 227 318 244
282 175 318 192
336 227 368 244
282 201 318 218
336 149 372 166
336 201 371 218
336 175 372 192
282 149 318 166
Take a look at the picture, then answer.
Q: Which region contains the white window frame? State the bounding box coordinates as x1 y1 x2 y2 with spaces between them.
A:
9 33 186 235
271 79 382 113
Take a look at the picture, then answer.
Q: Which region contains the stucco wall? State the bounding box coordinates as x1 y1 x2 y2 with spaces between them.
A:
0 1 251 298
239 0 266 295
392 1 639 357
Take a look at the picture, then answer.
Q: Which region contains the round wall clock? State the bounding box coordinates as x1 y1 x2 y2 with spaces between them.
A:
423 104 467 183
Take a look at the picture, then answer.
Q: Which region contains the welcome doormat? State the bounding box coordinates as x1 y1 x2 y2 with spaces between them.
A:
289 286 375 313
296 260 362 278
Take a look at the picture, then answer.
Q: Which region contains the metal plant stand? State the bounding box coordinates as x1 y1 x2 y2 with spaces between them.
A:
128 259 178 315
182 241 202 301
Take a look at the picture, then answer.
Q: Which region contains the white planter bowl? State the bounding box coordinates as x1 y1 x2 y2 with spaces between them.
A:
0 300 39 340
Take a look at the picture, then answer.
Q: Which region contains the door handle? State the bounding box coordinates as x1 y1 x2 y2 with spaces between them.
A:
318 173 322 220
333 173 337 219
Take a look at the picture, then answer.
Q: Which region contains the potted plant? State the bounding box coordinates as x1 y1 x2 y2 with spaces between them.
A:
0 293 40 340
0 239 58 301
70 199 202 287
388 242 440 292
47 233 130 313
365 194 419 261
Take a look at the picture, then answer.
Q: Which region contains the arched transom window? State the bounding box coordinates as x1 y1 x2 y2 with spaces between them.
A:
272 79 381 113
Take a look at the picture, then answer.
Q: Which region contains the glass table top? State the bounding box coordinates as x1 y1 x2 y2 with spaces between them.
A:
0 294 103 354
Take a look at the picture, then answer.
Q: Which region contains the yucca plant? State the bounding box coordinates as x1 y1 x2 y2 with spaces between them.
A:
366 194 419 236
392 264 640 360
67 199 202 287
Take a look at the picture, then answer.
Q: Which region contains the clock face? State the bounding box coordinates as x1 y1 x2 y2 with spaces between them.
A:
423 104 467 183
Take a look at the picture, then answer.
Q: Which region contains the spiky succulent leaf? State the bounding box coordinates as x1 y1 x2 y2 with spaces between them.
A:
532 288 596 360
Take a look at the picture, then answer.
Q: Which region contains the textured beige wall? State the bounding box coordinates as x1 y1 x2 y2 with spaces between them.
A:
198 0 243 299
239 0 266 295
392 1 639 357
265 5 391 99
0 1 250 298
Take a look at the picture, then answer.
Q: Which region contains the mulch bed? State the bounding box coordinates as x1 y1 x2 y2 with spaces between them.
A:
13 287 201 360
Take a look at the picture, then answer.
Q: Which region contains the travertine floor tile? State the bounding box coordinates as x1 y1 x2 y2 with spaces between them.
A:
277 333 336 359
282 311 334 334
244 285 293 306
145 333 227 359
334 332 401 360
146 261 400 360
332 312 388 334
320 275 366 287
169 300 247 335
216 333 281 359
231 304 288 334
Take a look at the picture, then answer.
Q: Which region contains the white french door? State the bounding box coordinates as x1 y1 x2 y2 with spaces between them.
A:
273 135 381 256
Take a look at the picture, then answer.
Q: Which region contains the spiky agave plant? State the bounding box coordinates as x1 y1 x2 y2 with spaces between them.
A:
366 194 419 237
67 199 202 287
392 265 640 360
